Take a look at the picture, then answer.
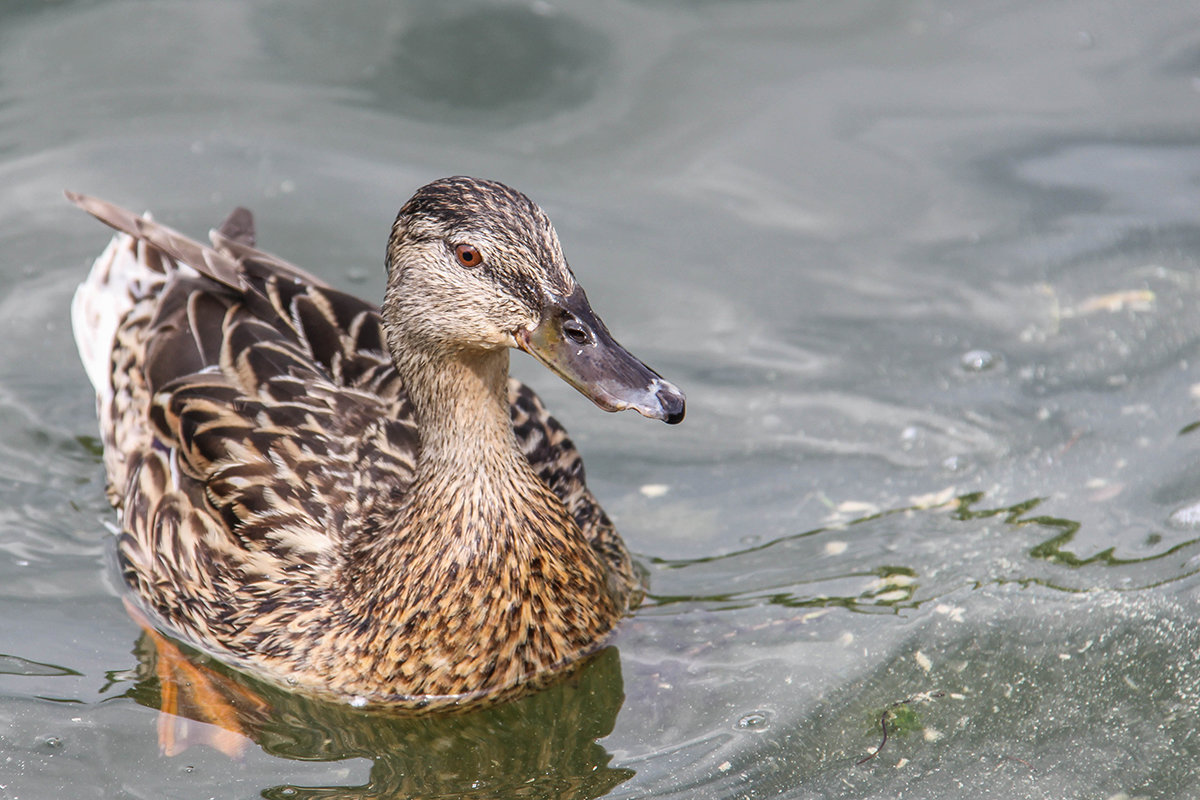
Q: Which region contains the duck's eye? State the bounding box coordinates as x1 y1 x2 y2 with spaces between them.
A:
454 243 484 268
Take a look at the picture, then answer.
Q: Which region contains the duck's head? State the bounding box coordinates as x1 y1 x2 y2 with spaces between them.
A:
384 176 684 424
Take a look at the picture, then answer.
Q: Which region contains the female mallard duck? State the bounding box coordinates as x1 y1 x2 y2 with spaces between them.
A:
71 177 684 708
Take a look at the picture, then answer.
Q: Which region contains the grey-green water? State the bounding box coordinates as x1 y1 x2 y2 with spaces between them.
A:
4 1 1200 798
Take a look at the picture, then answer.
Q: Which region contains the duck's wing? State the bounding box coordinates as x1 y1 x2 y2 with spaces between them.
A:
117 315 418 647
71 195 418 639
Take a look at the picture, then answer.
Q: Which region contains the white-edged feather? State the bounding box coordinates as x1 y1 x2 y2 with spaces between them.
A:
71 230 148 408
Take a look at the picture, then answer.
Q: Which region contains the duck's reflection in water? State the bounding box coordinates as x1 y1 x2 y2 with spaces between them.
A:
122 632 634 800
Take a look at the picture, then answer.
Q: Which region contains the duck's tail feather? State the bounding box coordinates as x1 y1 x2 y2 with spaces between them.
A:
66 191 250 291
71 216 164 403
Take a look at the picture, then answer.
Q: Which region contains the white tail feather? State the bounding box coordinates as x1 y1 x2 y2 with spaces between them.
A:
71 222 166 409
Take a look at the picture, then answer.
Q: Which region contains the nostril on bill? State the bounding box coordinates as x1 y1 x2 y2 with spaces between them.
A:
561 316 591 346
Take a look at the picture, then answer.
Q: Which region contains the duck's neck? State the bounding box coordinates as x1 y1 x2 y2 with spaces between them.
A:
349 343 564 586
337 344 622 699
374 344 555 559
403 346 524 481
359 340 599 573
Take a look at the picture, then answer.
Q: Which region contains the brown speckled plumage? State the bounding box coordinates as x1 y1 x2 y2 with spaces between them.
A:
70 178 683 708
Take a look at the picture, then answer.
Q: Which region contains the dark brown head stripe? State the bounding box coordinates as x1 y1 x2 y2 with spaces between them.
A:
392 176 574 297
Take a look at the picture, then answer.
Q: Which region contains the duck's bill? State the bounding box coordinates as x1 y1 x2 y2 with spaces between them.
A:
517 287 685 424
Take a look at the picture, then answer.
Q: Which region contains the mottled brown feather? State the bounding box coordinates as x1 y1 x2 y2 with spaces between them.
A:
71 183 645 707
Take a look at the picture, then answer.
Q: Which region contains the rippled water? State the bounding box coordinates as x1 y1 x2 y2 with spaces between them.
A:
4 1 1200 798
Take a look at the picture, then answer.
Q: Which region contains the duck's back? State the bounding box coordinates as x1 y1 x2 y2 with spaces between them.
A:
71 198 632 668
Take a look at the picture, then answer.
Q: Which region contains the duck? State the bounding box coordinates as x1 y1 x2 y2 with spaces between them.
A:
70 176 684 709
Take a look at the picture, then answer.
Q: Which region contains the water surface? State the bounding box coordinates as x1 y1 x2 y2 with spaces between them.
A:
3 1 1200 798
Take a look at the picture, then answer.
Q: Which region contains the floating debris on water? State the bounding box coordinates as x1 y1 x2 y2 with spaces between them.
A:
1167 501 1200 530
736 710 772 731
909 486 957 508
1065 289 1155 316
960 349 999 372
